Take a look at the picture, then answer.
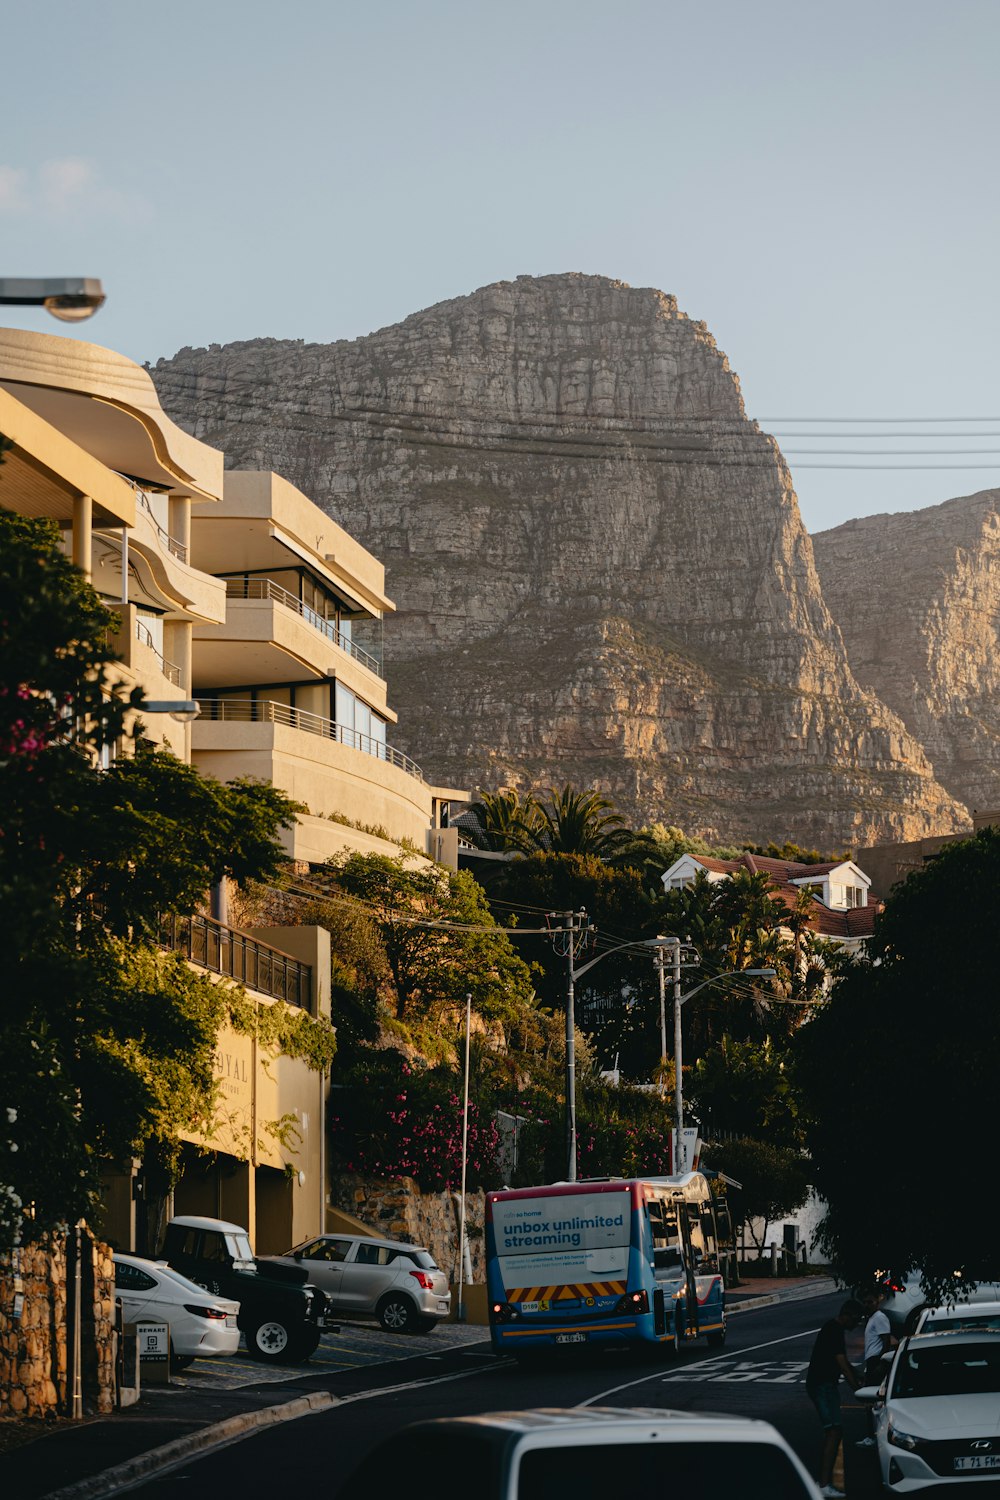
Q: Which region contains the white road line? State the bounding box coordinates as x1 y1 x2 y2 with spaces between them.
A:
576 1326 821 1407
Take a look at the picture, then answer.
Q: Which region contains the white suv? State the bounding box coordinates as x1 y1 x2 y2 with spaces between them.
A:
261 1233 451 1333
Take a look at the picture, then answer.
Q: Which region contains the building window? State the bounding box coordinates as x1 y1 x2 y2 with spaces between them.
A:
845 885 866 908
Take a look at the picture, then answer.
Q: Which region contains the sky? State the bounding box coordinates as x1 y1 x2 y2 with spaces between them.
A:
2 0 999 534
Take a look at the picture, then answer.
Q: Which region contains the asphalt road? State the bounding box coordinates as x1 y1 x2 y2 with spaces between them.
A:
124 1291 884 1498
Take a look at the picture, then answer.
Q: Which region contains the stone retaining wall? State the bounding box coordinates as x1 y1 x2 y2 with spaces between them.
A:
331 1175 487 1280
0 1225 115 1419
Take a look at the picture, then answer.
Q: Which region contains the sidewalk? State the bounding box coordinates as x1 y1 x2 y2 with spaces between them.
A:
0 1275 838 1500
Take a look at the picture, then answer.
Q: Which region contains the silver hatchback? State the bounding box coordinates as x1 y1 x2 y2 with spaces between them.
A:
261 1234 451 1333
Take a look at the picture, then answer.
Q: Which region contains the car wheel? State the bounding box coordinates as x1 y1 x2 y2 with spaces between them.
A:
170 1344 194 1371
378 1294 417 1333
247 1317 295 1362
412 1316 438 1335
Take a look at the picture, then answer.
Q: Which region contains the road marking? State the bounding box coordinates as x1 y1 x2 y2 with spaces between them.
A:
577 1327 821 1406
662 1358 808 1384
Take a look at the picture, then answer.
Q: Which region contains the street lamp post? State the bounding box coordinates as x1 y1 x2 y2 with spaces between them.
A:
457 990 471 1323
560 929 678 1182
671 964 776 1173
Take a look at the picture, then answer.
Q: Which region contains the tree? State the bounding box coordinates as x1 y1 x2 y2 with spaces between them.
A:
794 828 1000 1293
324 851 536 1028
459 788 545 853
688 1035 802 1148
0 504 334 1251
707 1138 810 1258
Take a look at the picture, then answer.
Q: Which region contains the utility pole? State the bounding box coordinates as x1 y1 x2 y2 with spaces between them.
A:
547 909 592 1182
673 938 684 1172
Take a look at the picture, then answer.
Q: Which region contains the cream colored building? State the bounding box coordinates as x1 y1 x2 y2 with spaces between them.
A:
0 326 464 1252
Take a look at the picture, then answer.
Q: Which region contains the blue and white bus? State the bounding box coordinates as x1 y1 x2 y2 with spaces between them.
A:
486 1173 728 1357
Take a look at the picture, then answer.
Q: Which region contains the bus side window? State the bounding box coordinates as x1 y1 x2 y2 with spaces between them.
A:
686 1202 706 1262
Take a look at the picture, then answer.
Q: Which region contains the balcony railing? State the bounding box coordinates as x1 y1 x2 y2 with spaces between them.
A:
118 476 189 563
136 618 181 685
160 912 312 1009
223 577 383 677
195 697 424 781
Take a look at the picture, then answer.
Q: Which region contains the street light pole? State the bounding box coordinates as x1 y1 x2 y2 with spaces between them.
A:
457 989 471 1323
672 964 777 1174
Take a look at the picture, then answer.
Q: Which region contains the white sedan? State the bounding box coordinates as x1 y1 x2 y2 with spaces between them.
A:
859 1330 1000 1491
914 1299 1000 1336
113 1253 241 1367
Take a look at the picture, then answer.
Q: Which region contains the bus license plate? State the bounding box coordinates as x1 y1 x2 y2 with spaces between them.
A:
555 1333 586 1345
955 1456 1000 1472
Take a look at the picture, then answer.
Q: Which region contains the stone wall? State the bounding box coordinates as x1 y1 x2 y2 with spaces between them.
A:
332 1174 487 1281
0 1225 115 1420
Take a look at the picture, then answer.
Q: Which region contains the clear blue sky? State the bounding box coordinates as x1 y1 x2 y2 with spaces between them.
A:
3 0 999 533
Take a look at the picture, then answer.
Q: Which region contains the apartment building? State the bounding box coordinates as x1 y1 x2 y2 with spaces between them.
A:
0 325 464 1252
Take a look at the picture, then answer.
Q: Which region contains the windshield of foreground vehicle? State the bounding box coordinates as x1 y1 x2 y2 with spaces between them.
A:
893 1342 1000 1398
517 1441 810 1499
924 1313 1000 1333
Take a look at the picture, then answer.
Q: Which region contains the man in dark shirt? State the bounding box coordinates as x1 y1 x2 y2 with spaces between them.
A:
806 1299 864 1498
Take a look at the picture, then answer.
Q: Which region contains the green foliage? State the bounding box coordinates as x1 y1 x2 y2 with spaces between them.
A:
689 1036 802 1148
743 840 837 865
643 823 746 866
329 1052 501 1192
794 829 1000 1293
461 788 546 853
464 784 659 869
707 1137 810 1253
324 851 536 1026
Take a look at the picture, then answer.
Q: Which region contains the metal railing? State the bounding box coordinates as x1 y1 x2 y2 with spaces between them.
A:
119 477 189 563
159 911 312 1009
135 618 181 685
223 577 383 676
195 697 424 781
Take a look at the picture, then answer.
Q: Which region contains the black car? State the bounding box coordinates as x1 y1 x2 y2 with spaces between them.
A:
160 1214 330 1363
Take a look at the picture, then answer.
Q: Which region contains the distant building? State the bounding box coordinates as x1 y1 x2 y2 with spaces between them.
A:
854 808 1000 902
660 850 881 957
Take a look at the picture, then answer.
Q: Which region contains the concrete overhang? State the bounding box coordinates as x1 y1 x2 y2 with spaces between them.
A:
0 327 224 502
0 386 136 527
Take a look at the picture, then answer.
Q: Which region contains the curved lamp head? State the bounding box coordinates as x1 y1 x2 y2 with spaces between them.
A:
0 277 106 322
140 699 201 724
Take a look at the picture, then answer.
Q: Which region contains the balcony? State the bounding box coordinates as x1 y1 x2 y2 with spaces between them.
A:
135 616 181 685
195 697 423 781
223 577 383 677
160 911 312 1009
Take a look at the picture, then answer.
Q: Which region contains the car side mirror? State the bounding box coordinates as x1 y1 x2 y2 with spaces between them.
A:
293 1250 302 1260
854 1385 881 1401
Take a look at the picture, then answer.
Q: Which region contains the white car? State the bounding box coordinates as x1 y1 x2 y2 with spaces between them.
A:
113 1252 241 1368
338 1408 823 1499
914 1299 1000 1336
859 1330 1000 1491
881 1274 1000 1336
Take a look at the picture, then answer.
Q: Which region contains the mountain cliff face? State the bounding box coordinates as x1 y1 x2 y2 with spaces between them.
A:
152 273 967 846
814 491 1000 818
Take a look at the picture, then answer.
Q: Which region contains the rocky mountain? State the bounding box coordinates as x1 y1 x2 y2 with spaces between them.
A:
814 491 1000 818
152 273 967 847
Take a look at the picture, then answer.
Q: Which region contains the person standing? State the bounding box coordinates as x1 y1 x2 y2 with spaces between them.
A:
806 1298 864 1499
862 1287 897 1384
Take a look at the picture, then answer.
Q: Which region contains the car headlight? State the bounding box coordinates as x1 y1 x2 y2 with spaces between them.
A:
887 1422 922 1451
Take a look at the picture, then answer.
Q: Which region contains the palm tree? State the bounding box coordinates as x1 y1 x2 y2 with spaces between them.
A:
460 788 545 853
535 785 657 866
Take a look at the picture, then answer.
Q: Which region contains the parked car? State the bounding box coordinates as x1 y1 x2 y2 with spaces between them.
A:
260 1232 451 1333
338 1408 824 1500
914 1299 1000 1336
160 1215 330 1363
113 1253 240 1369
881 1273 1000 1336
858 1330 1000 1491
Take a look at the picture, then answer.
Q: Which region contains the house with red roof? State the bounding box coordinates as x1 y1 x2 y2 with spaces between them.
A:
660 851 882 956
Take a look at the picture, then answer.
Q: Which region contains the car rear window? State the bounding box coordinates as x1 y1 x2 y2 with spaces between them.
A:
517 1441 811 1500
339 1430 499 1500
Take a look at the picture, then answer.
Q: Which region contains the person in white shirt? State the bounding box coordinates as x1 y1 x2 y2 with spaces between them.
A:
862 1287 896 1383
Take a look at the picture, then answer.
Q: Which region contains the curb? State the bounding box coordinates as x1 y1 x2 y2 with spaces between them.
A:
44 1390 336 1500
728 1278 837 1316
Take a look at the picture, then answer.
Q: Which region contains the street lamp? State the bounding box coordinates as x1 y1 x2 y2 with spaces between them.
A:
139 699 201 723
560 929 678 1182
670 960 776 1173
0 277 106 322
